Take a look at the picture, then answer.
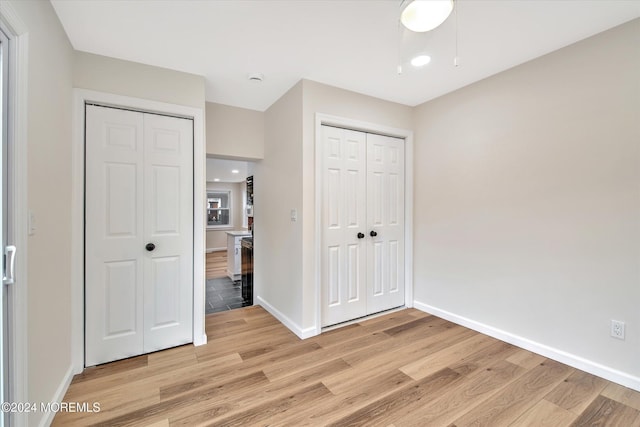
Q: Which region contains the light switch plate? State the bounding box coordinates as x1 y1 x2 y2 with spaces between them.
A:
28 210 36 235
290 209 297 222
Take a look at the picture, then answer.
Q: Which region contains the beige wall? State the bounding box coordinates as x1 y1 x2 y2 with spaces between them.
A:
7 0 74 425
205 181 247 250
254 81 304 326
74 51 205 109
413 19 640 378
206 102 264 159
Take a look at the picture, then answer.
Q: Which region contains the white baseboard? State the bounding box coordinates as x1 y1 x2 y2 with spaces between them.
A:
414 301 640 392
38 364 75 427
257 296 317 339
206 247 225 253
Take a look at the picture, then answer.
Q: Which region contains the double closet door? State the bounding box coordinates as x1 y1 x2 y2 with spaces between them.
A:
85 105 194 366
321 125 405 327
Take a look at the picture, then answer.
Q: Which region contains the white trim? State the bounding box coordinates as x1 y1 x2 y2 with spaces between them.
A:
314 113 414 336
257 296 316 339
414 301 640 392
37 365 74 427
0 2 29 426
72 89 206 373
321 306 406 332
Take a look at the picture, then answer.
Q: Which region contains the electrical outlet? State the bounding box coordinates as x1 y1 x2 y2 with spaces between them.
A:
611 320 625 340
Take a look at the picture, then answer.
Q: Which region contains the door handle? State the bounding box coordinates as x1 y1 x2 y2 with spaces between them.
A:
370 230 378 237
3 245 16 285
145 243 156 252
357 232 365 239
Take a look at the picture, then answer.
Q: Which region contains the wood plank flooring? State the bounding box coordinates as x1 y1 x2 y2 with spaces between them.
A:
54 307 640 426
206 251 227 279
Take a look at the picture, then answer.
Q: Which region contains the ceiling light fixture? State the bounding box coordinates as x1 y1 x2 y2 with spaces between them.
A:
213 178 220 182
411 55 431 67
231 169 239 174
400 0 454 32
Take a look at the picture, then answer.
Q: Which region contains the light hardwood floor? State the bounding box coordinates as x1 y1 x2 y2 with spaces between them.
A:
54 307 640 426
206 251 227 279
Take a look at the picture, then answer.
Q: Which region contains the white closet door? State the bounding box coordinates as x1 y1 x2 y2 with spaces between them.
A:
142 113 193 353
85 105 193 366
321 126 405 328
321 126 367 327
366 133 405 314
85 106 145 365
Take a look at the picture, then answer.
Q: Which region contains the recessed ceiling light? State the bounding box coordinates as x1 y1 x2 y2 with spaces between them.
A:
231 169 239 174
411 55 432 67
248 73 264 82
213 178 220 182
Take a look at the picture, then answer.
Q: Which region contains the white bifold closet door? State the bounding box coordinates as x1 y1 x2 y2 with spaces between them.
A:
85 105 193 366
321 125 405 327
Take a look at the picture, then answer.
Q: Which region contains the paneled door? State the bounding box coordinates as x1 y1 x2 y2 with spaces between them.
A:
321 126 368 326
321 125 405 327
85 105 193 366
366 133 405 314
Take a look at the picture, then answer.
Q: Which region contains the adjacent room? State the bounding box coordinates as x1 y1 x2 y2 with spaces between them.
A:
205 157 255 314
0 0 638 426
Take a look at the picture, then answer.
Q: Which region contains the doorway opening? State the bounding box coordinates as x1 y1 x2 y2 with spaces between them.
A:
205 157 256 316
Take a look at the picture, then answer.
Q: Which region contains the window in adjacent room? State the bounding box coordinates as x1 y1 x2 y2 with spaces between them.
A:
207 190 231 228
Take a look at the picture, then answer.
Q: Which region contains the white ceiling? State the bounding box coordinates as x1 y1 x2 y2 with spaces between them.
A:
51 0 639 112
206 158 251 183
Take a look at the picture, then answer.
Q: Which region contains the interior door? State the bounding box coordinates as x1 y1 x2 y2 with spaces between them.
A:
142 113 193 353
321 126 405 327
321 126 367 326
85 106 145 365
85 105 193 366
366 133 405 314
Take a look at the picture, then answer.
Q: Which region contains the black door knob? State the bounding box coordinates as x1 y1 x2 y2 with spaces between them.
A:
145 243 156 251
357 232 365 239
370 230 378 237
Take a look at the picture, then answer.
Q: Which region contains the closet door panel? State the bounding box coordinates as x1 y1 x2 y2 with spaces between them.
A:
367 133 405 314
85 106 145 366
321 125 367 327
142 113 193 353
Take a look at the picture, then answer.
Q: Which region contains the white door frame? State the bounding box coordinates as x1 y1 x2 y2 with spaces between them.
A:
71 89 206 373
0 2 29 425
314 113 414 335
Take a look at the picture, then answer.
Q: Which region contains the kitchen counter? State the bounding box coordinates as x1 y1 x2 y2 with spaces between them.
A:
226 231 251 280
226 230 251 237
